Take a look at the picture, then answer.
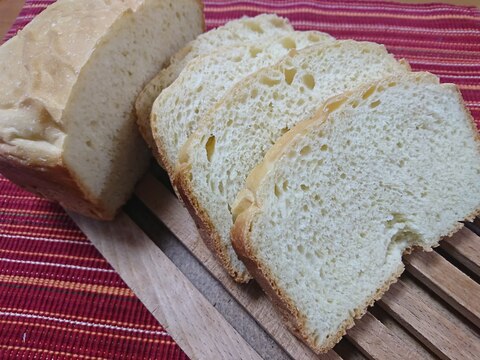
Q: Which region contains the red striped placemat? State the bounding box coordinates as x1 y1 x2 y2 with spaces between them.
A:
1 1 480 359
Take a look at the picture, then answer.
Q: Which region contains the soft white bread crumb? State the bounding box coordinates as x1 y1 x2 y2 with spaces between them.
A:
152 31 334 176
136 14 293 151
0 0 203 219
176 40 410 281
231 72 480 352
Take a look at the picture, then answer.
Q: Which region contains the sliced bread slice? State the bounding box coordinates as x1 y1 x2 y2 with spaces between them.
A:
151 31 334 176
136 14 293 150
0 0 203 219
175 40 410 282
231 72 480 353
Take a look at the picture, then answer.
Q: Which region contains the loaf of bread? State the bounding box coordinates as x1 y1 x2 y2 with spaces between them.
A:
135 14 293 152
152 31 334 178
0 0 203 219
231 72 480 352
175 40 410 282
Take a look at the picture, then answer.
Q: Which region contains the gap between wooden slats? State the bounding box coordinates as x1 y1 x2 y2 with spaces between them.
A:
346 312 423 360
440 227 480 277
404 249 480 329
135 172 423 360
68 212 262 360
379 278 480 360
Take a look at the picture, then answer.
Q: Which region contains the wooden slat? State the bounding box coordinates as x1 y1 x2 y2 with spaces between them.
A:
69 212 262 360
369 306 437 360
441 227 480 277
379 279 480 360
135 173 341 360
346 312 423 360
405 250 480 328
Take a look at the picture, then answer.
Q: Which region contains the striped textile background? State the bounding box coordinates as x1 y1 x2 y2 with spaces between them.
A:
1 0 480 359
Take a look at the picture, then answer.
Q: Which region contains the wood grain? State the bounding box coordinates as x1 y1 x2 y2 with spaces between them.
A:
69 211 262 360
379 279 480 360
135 173 341 360
441 227 480 277
346 312 423 360
405 249 480 328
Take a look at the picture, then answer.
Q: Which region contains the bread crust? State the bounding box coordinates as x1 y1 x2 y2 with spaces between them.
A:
174 162 251 282
230 72 480 353
0 153 114 219
0 0 203 219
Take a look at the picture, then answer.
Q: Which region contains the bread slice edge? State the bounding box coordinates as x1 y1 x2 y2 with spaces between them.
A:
230 72 480 352
174 162 252 282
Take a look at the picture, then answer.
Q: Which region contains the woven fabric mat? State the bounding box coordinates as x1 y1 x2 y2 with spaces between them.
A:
1 0 480 359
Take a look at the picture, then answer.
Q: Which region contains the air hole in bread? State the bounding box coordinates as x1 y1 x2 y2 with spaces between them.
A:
297 244 305 254
205 135 216 161
281 37 297 49
325 98 347 113
362 85 376 99
300 145 312 155
274 184 281 198
245 21 264 33
284 67 297 85
302 74 315 90
260 76 281 87
249 46 262 57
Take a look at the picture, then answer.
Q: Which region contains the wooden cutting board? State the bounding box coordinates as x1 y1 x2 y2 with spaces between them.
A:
70 165 480 360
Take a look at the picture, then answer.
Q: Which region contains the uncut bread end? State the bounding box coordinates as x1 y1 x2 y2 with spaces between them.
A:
231 72 480 353
0 0 203 219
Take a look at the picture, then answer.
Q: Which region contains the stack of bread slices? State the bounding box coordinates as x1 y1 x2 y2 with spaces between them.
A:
0 2 479 353
141 14 480 353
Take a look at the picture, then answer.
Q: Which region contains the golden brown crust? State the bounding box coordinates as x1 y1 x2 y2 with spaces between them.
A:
174 162 251 283
0 154 114 220
151 112 176 176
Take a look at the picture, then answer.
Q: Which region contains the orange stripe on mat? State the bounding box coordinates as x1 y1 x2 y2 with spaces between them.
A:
0 319 173 344
0 249 106 263
0 307 158 330
0 275 134 297
0 207 69 216
1 228 86 240
0 345 106 360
